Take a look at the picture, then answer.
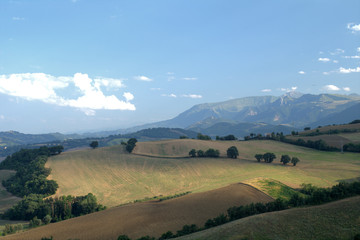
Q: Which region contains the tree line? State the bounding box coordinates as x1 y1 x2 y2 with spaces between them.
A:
254 153 300 166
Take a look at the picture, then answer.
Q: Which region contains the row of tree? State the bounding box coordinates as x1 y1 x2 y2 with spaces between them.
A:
3 193 105 222
254 153 300 166
188 148 220 158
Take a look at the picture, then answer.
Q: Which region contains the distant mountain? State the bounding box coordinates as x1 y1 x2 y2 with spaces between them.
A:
126 93 360 133
0 131 82 147
187 121 297 139
309 102 360 128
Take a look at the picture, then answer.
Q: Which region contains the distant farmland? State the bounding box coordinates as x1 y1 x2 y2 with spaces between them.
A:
2 183 273 240
46 139 360 207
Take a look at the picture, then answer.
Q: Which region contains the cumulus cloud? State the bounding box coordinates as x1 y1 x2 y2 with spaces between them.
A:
261 89 272 92
323 85 340 91
344 55 360 59
318 58 330 62
182 94 202 99
134 75 152 81
0 73 135 114
343 87 351 92
347 23 360 33
339 67 360 73
298 71 305 75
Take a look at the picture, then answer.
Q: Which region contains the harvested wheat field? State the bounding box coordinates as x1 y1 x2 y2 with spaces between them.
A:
2 183 272 240
177 196 360 240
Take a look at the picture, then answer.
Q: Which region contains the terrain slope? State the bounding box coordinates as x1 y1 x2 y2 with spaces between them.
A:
2 183 272 240
177 196 360 240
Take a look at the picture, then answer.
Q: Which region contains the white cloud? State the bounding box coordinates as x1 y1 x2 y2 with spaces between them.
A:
94 77 124 89
280 87 297 92
123 92 134 102
150 88 161 91
182 94 202 99
134 75 152 81
0 115 4 120
318 58 330 62
261 89 272 92
333 60 339 63
330 49 344 55
339 67 360 73
343 87 351 92
324 85 340 91
183 77 197 81
347 23 360 33
161 93 177 98
12 17 24 21
344 55 360 59
0 73 135 113
298 71 305 75
357 47 360 53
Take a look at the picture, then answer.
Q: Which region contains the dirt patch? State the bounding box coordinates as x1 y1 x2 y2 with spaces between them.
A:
3 183 273 240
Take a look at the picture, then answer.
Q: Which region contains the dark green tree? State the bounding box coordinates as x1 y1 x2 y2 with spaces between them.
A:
197 150 205 157
126 138 138 153
188 149 197 157
90 141 99 149
205 148 220 157
280 155 291 165
291 157 300 166
227 146 239 159
117 235 131 240
254 154 263 162
263 152 276 163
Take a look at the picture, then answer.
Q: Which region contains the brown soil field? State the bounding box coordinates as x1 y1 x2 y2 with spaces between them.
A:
2 183 273 240
177 196 360 240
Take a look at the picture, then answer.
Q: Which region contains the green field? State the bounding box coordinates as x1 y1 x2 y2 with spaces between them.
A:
177 196 360 240
47 139 360 207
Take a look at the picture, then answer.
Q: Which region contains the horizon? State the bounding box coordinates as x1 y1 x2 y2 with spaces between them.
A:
1 1 359 134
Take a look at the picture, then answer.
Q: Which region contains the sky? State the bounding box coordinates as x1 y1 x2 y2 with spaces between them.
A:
0 0 359 134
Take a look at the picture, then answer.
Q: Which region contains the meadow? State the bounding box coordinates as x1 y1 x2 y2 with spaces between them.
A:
46 139 360 207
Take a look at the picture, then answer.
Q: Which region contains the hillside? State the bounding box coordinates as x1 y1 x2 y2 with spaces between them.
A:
177 196 360 240
1 183 273 240
0 170 21 214
46 140 360 207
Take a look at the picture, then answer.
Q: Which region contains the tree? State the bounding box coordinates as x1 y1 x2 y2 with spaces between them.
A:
117 235 131 240
197 150 205 157
227 146 239 159
254 154 263 162
126 138 137 153
205 148 220 157
197 133 211 140
89 141 99 149
189 149 197 157
263 152 276 163
280 155 291 165
291 157 300 166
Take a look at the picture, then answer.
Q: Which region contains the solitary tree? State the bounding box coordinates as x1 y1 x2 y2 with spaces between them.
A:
263 152 276 163
254 154 263 162
291 157 300 166
126 138 137 153
205 148 220 157
227 146 239 159
280 155 291 165
189 149 197 157
89 141 99 149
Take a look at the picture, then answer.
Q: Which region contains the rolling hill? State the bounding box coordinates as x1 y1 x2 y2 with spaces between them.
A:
46 139 360 207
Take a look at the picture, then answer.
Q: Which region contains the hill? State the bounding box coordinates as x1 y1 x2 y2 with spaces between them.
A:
1 183 273 240
0 170 21 214
46 140 360 207
177 196 360 240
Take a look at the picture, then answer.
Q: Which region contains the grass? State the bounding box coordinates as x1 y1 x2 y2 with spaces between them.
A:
46 140 360 207
242 178 302 200
177 196 360 240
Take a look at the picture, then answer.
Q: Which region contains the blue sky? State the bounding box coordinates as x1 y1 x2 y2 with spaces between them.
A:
0 0 359 133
